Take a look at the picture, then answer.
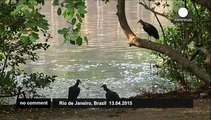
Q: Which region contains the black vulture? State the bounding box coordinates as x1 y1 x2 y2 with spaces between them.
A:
68 79 81 100
138 19 159 40
101 84 120 100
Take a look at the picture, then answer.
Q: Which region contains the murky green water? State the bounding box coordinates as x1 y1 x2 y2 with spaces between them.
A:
21 0 178 99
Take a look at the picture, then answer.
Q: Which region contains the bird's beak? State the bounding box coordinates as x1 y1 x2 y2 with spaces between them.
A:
77 79 82 83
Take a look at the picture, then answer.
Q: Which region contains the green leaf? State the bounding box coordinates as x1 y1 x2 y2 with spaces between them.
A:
58 30 64 34
41 0 45 5
70 40 76 45
20 36 31 47
72 18 76 25
0 52 4 61
78 5 87 14
27 20 37 28
36 0 45 5
58 28 70 34
83 36 88 45
76 13 83 22
21 5 30 12
19 0 27 4
104 0 110 4
38 19 49 30
77 23 81 29
10 6 22 16
29 32 39 42
4 0 10 4
52 0 59 6
61 3 64 7
80 14 85 18
57 7 62 15
30 0 38 5
66 0 73 4
0 27 4 36
76 36 83 46
73 23 81 32
23 9 31 17
65 3 74 11
64 3 75 18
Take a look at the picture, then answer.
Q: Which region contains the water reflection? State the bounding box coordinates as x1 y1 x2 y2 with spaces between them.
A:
24 0 178 99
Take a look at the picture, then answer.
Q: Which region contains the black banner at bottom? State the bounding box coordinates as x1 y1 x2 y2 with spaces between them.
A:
52 98 193 108
15 98 193 108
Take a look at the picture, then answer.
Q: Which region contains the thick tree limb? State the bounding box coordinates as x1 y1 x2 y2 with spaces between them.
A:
116 0 211 85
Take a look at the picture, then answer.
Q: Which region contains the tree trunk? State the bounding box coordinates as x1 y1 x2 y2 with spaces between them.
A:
116 0 211 86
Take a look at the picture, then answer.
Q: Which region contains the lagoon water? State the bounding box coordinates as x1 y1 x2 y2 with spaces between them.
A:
22 0 177 99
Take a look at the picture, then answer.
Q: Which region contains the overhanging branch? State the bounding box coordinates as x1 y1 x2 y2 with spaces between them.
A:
139 2 173 22
117 0 211 85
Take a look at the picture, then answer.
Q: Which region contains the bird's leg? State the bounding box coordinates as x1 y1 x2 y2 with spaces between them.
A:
148 35 151 41
147 35 152 41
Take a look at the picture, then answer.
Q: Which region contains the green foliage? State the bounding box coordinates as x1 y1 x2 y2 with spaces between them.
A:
1 0 89 102
0 2 50 68
102 0 110 4
53 0 88 46
0 0 55 102
153 0 211 89
0 72 17 97
21 72 56 98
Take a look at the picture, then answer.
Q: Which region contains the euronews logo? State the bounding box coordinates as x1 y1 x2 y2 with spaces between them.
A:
178 8 188 18
174 7 192 22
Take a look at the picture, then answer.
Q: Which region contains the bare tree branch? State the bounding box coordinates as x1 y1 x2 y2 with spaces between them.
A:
139 2 173 22
139 1 211 23
153 12 165 40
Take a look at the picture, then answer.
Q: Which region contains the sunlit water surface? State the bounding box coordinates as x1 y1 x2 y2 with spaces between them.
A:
17 0 178 100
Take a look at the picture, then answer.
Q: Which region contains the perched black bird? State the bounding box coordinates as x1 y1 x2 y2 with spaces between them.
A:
138 19 159 40
101 84 120 100
68 79 81 100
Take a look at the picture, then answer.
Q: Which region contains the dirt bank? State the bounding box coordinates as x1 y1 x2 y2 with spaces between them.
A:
1 98 210 120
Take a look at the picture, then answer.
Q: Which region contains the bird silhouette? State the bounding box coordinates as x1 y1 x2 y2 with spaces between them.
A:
68 79 81 100
101 84 120 100
138 19 159 40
